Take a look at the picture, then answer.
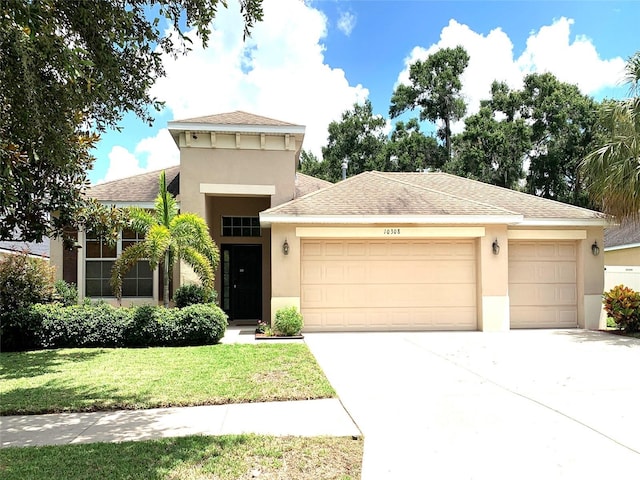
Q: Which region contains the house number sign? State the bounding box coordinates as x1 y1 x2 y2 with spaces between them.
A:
383 228 401 235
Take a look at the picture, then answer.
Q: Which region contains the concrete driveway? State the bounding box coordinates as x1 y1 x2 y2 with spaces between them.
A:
305 330 640 479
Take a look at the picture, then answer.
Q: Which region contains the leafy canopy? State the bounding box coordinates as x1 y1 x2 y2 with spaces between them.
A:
390 45 469 159
0 0 263 242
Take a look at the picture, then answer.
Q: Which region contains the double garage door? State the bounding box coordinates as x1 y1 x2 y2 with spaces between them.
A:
301 239 477 331
300 238 578 331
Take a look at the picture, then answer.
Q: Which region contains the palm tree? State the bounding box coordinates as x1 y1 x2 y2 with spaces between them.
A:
582 51 640 222
111 171 219 307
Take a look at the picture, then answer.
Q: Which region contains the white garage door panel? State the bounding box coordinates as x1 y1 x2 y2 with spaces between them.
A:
303 307 477 331
509 262 577 284
510 306 577 328
301 239 477 331
302 282 476 308
509 240 578 329
302 259 475 285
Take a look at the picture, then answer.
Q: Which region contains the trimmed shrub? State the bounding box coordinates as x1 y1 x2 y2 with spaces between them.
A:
0 252 55 310
0 307 42 352
1 302 228 351
273 306 304 336
35 303 131 349
603 285 640 333
173 283 216 308
53 280 78 306
174 303 227 345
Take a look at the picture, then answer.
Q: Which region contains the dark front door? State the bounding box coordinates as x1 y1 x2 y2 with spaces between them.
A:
222 245 262 320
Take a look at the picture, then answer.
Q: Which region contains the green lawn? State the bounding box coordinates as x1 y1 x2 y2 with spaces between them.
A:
0 434 363 480
0 344 335 415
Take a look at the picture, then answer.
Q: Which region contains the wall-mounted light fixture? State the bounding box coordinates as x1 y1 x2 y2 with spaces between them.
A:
283 239 289 255
492 239 500 255
591 240 600 256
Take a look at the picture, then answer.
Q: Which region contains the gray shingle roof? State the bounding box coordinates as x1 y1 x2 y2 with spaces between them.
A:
605 221 640 248
172 111 299 127
85 167 328 204
262 171 607 223
86 166 180 203
0 238 50 258
295 173 332 198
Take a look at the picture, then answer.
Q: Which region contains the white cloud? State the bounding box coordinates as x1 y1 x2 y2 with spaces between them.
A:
99 0 367 182
101 146 146 183
100 130 179 183
396 18 626 133
337 11 356 36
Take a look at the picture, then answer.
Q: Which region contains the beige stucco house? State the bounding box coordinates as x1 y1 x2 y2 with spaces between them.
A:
50 111 609 332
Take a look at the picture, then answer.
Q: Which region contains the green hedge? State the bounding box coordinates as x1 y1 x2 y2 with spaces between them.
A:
0 303 227 352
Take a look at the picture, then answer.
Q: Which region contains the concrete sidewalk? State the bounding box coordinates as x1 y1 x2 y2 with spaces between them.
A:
0 399 361 448
1 326 360 449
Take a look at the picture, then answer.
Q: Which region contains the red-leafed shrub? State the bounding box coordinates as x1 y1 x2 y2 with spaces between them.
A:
603 285 640 332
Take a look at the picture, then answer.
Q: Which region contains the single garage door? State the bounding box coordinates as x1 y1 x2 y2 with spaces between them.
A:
300 239 477 331
509 241 578 328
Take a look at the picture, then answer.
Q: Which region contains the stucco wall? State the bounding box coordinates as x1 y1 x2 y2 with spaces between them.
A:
605 246 640 266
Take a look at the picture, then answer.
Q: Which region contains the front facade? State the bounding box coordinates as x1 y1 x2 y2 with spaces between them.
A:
50 111 608 331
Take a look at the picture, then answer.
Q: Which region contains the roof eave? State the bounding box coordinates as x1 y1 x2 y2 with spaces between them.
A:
604 242 640 252
168 122 306 136
517 218 611 227
259 214 524 227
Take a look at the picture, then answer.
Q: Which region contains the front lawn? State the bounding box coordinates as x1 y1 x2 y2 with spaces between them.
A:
0 344 335 415
0 434 363 480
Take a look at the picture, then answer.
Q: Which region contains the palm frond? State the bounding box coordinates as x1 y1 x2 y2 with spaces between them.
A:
155 170 178 228
171 213 220 270
145 224 173 270
126 207 155 235
110 242 150 300
180 246 215 290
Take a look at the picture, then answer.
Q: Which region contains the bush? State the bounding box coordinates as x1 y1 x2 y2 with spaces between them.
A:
273 306 304 336
603 285 640 333
53 280 78 306
0 252 55 310
174 304 227 345
0 302 228 351
173 284 216 308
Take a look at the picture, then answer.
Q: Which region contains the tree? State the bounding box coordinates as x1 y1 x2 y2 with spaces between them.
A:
520 73 601 207
298 150 327 179
321 100 388 182
0 0 263 242
448 105 529 189
384 119 446 172
111 171 219 307
389 46 469 159
583 51 640 221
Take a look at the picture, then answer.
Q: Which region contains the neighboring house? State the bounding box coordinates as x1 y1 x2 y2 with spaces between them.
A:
604 221 640 291
0 238 50 259
50 111 608 332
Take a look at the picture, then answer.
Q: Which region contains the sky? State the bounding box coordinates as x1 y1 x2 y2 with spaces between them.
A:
88 0 640 185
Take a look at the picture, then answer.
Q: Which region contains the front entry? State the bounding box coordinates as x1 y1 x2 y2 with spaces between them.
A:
221 245 262 321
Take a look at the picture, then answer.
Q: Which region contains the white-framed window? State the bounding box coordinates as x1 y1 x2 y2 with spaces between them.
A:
221 216 261 237
85 229 153 298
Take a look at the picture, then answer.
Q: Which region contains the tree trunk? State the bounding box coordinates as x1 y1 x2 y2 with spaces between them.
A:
163 251 170 308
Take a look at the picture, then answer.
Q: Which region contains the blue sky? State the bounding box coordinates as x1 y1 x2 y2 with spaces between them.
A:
89 0 639 184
